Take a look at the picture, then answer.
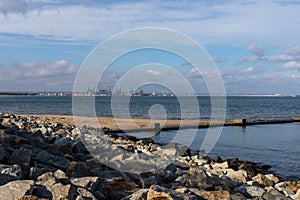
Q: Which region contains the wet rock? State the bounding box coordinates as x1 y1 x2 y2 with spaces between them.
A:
238 162 258 178
8 148 32 177
66 161 93 177
226 158 239 171
200 190 231 200
211 156 223 163
234 185 265 198
0 180 34 200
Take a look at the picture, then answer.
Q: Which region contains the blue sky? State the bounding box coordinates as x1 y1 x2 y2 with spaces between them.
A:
0 0 299 94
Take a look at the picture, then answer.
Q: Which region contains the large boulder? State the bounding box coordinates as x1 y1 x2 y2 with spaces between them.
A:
252 173 274 187
33 149 70 170
262 188 289 200
8 149 32 177
234 185 265 198
0 180 34 200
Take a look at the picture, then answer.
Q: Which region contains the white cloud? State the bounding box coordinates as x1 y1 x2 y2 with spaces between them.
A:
0 60 78 91
146 69 160 75
242 66 254 73
0 0 28 14
213 56 228 63
246 43 265 57
283 61 300 69
0 1 300 44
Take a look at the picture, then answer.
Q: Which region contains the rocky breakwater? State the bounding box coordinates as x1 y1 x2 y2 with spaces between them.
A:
0 113 299 200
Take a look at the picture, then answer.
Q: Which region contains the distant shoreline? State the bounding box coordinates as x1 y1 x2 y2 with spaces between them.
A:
0 93 299 97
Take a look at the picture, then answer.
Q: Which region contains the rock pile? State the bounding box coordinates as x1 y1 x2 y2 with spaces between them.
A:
0 113 299 199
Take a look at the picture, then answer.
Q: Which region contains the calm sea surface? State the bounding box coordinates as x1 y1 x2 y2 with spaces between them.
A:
0 96 299 179
0 96 299 120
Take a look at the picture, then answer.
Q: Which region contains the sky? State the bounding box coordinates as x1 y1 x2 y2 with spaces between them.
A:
0 0 300 95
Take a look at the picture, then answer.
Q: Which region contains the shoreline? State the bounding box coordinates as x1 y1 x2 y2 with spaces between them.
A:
0 112 299 199
17 114 300 133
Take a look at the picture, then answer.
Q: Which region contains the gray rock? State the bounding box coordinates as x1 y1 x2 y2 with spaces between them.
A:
263 188 290 200
66 161 93 177
30 131 50 149
252 173 274 187
186 167 213 190
147 185 198 200
72 141 88 154
54 137 72 146
0 180 34 200
33 149 70 170
36 172 56 186
46 183 77 200
70 176 100 192
0 147 9 162
47 143 72 156
8 149 32 177
234 185 265 198
265 173 281 184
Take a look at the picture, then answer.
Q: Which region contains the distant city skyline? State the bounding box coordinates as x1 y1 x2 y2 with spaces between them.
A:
0 0 299 95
